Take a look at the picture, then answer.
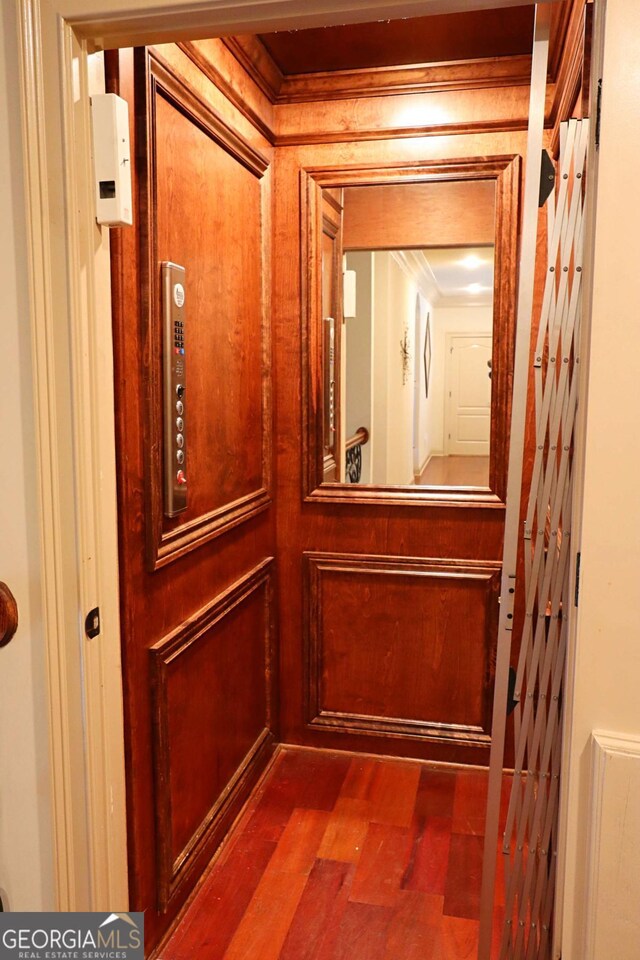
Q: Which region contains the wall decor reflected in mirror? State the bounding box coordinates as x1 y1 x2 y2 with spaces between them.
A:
303 157 521 505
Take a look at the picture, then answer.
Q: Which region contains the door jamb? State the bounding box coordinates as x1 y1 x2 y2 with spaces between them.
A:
15 0 557 917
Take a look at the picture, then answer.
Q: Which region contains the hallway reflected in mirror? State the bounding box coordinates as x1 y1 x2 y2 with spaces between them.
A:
343 241 494 490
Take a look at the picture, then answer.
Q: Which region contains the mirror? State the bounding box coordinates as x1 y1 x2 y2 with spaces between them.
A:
344 243 495 489
303 157 520 504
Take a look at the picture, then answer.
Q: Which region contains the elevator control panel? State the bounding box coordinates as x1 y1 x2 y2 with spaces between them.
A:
162 262 188 517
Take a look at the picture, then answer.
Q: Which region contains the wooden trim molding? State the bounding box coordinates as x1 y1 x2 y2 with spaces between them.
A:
149 558 276 911
302 155 521 507
549 0 590 157
303 552 501 744
279 55 534 104
177 40 274 143
144 50 269 176
221 35 284 103
137 50 273 569
276 115 531 149
179 27 597 150
222 32 542 102
222 34 537 107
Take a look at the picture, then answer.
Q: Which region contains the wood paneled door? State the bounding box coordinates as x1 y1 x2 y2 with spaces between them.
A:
107 45 276 952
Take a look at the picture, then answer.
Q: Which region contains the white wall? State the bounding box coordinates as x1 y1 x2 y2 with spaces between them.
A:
427 304 493 458
413 293 432 476
345 252 374 483
0 1 55 911
560 1 640 957
385 254 417 485
369 253 418 485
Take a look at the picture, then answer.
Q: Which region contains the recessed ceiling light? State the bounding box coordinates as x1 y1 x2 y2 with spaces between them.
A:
461 254 483 270
466 283 483 294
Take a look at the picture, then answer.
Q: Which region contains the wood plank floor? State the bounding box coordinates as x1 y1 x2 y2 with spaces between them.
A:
160 748 509 959
418 456 490 488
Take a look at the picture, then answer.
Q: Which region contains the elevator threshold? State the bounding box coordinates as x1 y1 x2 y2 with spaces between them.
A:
157 746 509 959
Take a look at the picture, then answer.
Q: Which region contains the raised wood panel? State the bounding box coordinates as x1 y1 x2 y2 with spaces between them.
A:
138 50 272 568
304 554 500 744
342 179 495 250
150 560 276 910
108 46 277 953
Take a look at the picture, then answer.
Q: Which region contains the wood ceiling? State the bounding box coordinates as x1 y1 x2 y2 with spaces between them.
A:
259 5 537 76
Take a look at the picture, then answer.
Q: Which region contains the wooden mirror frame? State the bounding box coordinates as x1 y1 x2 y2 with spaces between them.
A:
302 155 522 506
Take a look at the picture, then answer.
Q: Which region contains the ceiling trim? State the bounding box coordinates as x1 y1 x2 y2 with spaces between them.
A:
222 35 284 100
223 33 536 105
276 56 534 104
180 1 588 150
549 0 590 155
390 250 441 304
178 40 274 140
274 116 531 148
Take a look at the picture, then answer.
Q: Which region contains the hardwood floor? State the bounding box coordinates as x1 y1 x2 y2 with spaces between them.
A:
159 748 508 959
417 456 490 488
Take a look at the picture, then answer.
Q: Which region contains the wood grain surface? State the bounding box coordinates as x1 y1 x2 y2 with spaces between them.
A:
107 45 277 951
159 747 511 959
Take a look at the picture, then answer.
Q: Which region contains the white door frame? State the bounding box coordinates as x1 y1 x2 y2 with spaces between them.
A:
16 0 560 914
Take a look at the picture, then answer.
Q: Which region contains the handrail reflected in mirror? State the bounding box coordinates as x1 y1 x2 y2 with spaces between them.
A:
302 156 521 506
345 426 370 452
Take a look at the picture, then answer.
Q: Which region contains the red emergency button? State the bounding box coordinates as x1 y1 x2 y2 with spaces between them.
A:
176 470 187 485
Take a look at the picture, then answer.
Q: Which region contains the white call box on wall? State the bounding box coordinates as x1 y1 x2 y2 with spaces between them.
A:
91 93 133 227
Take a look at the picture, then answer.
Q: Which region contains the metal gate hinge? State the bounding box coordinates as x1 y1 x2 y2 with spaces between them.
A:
502 574 517 631
85 606 101 639
539 150 555 207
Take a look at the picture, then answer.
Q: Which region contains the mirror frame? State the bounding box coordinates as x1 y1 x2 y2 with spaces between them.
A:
301 155 522 506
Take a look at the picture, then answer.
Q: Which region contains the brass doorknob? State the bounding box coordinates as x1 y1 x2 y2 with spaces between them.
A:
0 582 18 648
